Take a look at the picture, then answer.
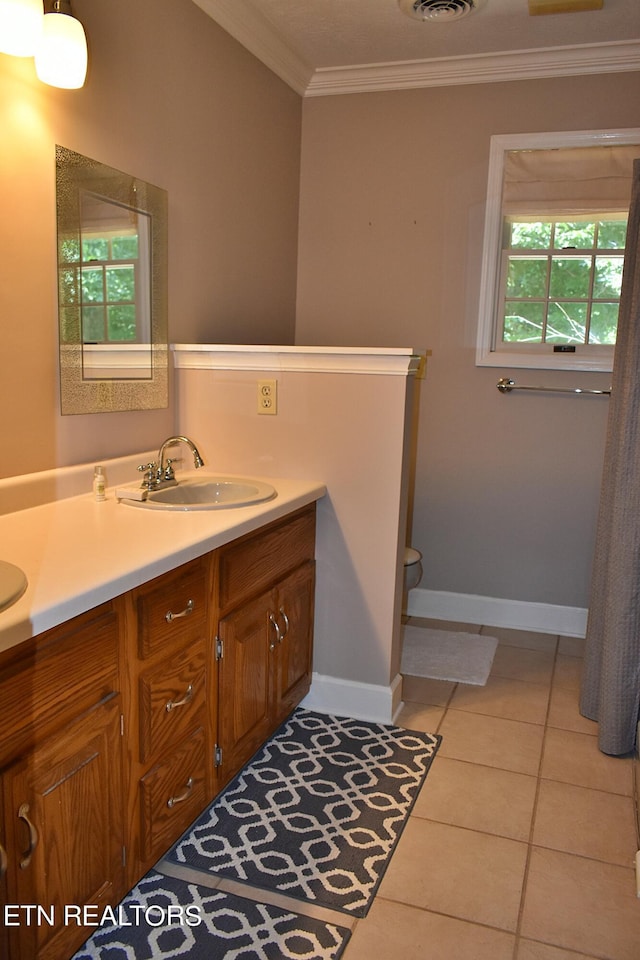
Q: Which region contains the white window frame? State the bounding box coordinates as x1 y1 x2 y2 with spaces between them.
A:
476 128 640 372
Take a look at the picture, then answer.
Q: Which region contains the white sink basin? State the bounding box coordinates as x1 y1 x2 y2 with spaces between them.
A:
0 560 28 612
127 477 276 511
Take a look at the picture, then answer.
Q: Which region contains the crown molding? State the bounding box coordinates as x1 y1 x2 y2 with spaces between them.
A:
305 40 640 96
192 0 312 94
191 2 640 98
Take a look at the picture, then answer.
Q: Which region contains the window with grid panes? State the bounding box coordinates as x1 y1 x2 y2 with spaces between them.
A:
476 131 640 372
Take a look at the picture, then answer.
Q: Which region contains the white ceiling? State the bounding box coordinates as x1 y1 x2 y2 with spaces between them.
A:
192 0 640 95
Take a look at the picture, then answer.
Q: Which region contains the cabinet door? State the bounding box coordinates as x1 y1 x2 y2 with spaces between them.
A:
3 695 126 960
217 589 274 785
274 561 315 724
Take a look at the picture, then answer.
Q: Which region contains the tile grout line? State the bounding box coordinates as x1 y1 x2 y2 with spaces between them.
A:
510 631 560 960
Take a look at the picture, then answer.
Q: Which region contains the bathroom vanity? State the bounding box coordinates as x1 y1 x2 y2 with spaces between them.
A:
0 479 323 960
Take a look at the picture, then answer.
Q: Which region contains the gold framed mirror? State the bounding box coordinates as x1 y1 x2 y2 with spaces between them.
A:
56 145 168 414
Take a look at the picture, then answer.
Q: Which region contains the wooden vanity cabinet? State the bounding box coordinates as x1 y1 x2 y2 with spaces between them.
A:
215 505 316 787
124 555 211 879
0 603 126 960
0 501 318 960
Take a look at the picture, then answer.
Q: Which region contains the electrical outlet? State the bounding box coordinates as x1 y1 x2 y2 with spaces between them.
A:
257 379 277 415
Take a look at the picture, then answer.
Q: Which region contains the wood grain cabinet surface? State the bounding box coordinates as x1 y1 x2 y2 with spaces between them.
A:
215 506 316 787
0 604 125 960
125 555 211 877
0 503 317 960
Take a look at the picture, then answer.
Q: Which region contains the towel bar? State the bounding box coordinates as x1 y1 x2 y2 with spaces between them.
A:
497 377 611 396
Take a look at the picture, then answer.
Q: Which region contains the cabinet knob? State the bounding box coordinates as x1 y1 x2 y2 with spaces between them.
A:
0 842 7 879
17 803 39 870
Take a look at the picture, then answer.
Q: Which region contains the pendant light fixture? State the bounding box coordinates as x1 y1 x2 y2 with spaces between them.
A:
35 0 87 89
0 0 43 56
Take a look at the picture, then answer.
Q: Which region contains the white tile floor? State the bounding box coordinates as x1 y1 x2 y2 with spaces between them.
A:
341 619 640 960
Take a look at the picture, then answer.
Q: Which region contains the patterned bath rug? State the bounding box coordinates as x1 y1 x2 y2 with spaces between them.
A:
401 625 498 685
72 870 351 960
167 707 440 917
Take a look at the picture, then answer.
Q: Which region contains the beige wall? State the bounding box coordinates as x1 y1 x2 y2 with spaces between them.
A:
0 0 301 479
3 4 639 618
296 73 640 609
176 360 412 702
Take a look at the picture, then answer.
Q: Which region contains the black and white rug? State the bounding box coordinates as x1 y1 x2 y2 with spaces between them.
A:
73 871 351 960
167 708 440 917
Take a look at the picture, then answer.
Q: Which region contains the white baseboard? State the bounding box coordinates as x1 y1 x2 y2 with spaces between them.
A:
302 671 404 724
407 587 587 638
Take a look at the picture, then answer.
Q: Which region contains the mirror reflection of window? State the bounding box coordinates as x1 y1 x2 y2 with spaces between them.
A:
78 192 152 380
56 144 168 414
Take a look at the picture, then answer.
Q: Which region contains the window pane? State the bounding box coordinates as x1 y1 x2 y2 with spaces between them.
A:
593 256 624 299
111 235 138 260
81 306 105 342
554 222 595 249
107 305 137 341
549 257 591 298
81 266 104 303
82 238 109 261
508 221 552 249
106 265 135 302
546 302 588 343
506 257 547 297
503 301 545 342
589 302 619 344
597 220 627 249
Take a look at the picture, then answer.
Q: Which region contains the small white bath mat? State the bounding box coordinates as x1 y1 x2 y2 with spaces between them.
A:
401 626 498 685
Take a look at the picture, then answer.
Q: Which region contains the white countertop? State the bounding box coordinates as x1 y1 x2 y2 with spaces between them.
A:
0 474 326 655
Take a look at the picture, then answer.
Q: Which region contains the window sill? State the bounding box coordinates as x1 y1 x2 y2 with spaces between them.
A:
475 346 613 373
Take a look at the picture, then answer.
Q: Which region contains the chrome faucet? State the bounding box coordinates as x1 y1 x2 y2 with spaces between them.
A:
138 436 205 490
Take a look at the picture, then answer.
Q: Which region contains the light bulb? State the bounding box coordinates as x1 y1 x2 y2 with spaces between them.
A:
0 0 43 57
35 9 87 88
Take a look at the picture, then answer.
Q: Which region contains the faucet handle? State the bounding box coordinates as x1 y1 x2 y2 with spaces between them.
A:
162 457 181 481
137 461 158 488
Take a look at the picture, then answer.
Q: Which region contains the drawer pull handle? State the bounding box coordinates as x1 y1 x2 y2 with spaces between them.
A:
166 684 194 713
165 598 194 622
18 803 38 870
0 842 7 879
167 777 194 809
269 612 281 650
279 607 290 640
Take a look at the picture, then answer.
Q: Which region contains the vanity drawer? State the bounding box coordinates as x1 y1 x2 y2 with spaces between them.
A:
135 557 208 660
139 726 206 861
0 603 119 763
218 505 316 611
138 643 205 762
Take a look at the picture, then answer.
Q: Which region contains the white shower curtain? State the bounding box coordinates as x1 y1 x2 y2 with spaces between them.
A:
580 159 640 756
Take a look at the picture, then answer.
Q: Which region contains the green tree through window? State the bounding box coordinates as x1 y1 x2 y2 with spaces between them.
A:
500 218 626 347
80 231 140 343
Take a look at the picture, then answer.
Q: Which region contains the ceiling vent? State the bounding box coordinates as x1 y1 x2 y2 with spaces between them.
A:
398 0 482 22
